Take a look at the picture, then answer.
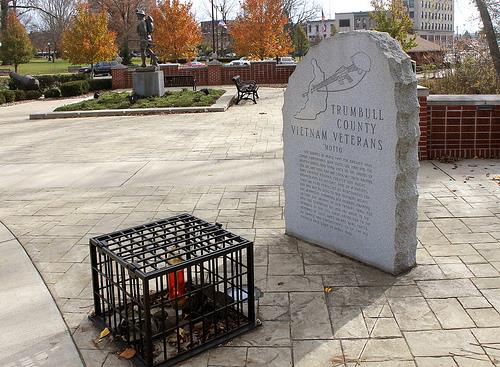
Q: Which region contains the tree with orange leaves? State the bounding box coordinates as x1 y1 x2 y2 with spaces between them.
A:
151 0 202 62
230 0 292 59
60 3 118 67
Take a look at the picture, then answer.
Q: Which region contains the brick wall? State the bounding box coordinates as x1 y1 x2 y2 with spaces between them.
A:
177 67 209 86
426 96 500 159
275 65 296 84
207 63 222 85
418 87 430 160
221 66 252 84
111 67 132 89
111 61 297 89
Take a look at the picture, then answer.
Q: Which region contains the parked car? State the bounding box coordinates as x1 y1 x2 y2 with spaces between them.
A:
184 60 205 67
225 52 236 57
228 60 250 66
278 56 296 65
78 61 120 75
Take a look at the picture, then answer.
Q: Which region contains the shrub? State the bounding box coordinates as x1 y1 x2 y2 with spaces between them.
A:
0 93 5 105
14 90 26 101
8 78 18 90
0 77 9 90
44 88 61 98
419 38 499 95
37 73 88 90
88 78 112 91
1 90 16 102
25 90 42 100
60 80 90 97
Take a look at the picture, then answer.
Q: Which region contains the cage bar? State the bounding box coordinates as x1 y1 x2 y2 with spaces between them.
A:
89 213 257 367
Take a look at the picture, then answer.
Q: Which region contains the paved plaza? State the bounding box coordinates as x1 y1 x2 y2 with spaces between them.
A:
1 88 500 367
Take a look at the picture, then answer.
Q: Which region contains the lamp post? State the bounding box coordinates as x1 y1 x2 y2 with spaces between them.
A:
47 42 51 61
211 0 215 57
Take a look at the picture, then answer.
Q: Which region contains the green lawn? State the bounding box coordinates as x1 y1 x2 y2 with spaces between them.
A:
55 89 225 111
3 58 74 75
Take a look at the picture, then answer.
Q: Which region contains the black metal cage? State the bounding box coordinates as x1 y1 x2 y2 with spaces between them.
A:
89 213 256 367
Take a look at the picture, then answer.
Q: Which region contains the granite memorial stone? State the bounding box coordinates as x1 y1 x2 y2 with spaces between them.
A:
282 31 420 274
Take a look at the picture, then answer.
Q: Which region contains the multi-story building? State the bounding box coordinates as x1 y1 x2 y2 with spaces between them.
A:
333 1 454 47
305 19 336 43
406 0 454 47
353 11 378 30
334 12 377 32
334 13 355 32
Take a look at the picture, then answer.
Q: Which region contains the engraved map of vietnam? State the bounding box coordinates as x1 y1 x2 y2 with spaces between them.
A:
294 52 372 121
283 31 420 275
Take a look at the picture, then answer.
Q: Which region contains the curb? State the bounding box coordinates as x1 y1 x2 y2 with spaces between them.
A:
0 222 84 366
29 92 236 120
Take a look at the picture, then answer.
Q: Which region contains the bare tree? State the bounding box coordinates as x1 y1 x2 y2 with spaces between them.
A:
201 0 237 22
475 0 500 79
485 0 499 32
283 0 320 25
218 0 236 22
92 0 142 54
28 0 75 54
1 0 73 48
200 0 236 55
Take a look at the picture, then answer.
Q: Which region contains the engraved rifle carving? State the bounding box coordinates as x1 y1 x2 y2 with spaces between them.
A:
294 52 372 121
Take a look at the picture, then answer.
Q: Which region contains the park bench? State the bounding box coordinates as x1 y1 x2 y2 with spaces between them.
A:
232 75 259 104
0 68 11 76
164 74 197 91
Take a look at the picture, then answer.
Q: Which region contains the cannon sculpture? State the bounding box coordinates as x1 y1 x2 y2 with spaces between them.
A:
9 71 40 91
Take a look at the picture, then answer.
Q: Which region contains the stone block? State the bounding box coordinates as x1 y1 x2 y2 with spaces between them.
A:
132 69 165 97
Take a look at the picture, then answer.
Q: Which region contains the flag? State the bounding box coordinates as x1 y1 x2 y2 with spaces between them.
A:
321 9 326 33
218 20 227 29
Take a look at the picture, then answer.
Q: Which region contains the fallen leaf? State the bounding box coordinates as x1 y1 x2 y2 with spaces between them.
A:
324 287 333 293
99 328 110 339
118 347 136 359
331 355 345 364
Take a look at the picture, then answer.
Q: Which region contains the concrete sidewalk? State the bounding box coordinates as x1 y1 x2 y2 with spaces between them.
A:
0 222 83 367
1 88 500 366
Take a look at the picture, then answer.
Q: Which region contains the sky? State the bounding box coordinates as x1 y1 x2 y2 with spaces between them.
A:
192 0 482 34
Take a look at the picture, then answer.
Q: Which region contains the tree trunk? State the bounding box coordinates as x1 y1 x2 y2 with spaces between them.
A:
14 63 18 73
1 0 9 34
475 0 500 79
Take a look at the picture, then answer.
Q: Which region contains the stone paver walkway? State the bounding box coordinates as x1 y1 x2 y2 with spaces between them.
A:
1 88 500 366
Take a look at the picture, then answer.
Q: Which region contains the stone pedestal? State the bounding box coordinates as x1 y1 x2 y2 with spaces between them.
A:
132 69 164 97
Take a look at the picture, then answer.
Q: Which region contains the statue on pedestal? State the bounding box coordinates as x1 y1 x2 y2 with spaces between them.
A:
136 9 159 68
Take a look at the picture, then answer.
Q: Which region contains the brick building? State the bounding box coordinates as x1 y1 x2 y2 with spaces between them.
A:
200 20 234 56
